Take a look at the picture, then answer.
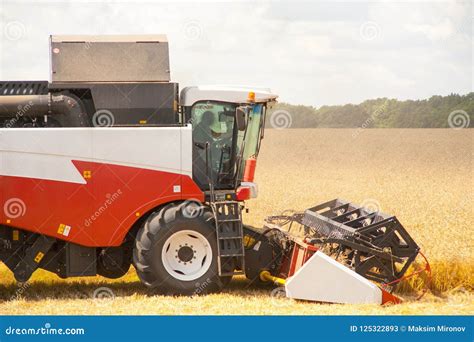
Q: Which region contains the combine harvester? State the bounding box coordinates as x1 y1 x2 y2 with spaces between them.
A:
0 35 428 304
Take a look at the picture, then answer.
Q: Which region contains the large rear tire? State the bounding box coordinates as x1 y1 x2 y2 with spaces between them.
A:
133 202 228 295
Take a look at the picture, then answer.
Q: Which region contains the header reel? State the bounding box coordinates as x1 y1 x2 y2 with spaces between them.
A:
265 199 420 286
246 198 424 304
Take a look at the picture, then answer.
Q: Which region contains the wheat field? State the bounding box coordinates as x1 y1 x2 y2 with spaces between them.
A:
0 129 472 315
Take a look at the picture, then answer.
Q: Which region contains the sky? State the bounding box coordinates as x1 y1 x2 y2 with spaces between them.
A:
0 0 472 106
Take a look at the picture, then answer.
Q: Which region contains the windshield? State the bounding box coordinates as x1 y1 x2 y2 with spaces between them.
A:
243 104 264 159
234 104 264 182
192 101 238 190
191 101 265 191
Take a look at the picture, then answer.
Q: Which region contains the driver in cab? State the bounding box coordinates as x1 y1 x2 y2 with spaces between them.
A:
193 110 232 185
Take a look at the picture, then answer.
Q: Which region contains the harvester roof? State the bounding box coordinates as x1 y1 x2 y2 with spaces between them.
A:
180 85 278 106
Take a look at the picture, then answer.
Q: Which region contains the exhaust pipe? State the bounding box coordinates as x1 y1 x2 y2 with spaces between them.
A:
0 93 88 127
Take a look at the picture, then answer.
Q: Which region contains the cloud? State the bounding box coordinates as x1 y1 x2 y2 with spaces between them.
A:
0 0 471 106
405 18 455 41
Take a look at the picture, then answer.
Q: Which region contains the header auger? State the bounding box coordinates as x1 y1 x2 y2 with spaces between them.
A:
0 35 427 305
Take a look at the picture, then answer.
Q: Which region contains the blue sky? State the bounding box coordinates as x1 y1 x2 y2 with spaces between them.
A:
0 0 471 106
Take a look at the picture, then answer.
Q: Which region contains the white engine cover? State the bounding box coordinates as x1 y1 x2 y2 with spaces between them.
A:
285 251 382 304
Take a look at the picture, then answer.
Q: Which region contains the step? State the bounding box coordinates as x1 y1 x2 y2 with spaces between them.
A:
218 236 243 240
216 218 242 223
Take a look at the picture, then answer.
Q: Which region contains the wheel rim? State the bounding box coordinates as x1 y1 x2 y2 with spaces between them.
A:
161 230 213 281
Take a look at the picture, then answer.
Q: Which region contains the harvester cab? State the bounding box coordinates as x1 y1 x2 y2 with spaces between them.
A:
180 86 275 201
0 35 427 305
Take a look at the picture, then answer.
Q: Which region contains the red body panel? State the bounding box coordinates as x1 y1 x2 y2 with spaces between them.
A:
1 161 204 247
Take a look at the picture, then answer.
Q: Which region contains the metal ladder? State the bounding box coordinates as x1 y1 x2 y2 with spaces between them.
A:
212 201 245 276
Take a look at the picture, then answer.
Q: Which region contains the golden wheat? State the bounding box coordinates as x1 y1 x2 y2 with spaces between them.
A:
245 128 473 295
0 128 472 315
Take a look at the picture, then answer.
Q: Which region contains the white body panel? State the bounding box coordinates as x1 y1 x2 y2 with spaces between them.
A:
180 85 278 106
0 125 193 184
285 251 382 304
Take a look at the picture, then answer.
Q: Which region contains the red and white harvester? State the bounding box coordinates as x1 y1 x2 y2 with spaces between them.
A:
0 36 425 304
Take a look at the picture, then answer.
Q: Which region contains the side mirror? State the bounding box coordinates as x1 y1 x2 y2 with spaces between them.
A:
236 107 248 131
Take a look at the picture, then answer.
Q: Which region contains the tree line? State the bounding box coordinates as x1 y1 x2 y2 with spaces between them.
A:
266 92 473 128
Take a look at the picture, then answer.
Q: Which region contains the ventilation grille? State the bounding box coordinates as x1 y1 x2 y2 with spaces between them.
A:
0 81 49 96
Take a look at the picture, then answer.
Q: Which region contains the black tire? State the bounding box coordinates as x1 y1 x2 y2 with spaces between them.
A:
97 246 132 279
133 202 228 295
